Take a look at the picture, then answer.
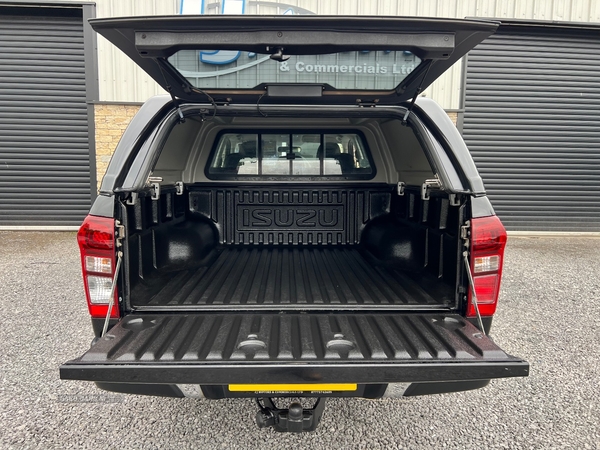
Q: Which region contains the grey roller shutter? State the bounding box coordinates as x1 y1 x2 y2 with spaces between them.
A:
0 7 93 227
463 26 600 232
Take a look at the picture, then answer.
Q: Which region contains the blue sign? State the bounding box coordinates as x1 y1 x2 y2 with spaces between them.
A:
179 0 296 65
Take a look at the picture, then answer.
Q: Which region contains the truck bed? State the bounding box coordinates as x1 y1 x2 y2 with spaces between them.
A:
133 247 455 310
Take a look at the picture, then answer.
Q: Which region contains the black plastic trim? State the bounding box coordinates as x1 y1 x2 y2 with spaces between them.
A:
62 362 528 384
95 382 184 398
91 318 119 337
99 95 172 194
403 379 490 396
466 316 494 335
412 98 486 195
91 380 490 399
470 196 495 219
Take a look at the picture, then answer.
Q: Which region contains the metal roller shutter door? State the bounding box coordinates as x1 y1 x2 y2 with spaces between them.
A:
0 8 93 227
463 28 600 232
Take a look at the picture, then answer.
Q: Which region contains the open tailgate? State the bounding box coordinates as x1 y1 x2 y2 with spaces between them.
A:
61 313 528 384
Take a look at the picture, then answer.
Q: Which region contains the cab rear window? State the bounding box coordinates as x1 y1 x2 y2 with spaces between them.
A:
208 132 373 177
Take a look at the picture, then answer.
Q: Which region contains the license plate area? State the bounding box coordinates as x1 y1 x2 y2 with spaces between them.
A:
217 383 378 399
228 383 357 394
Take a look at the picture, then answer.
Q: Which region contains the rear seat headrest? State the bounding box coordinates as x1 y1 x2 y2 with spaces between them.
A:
316 142 342 158
240 141 257 157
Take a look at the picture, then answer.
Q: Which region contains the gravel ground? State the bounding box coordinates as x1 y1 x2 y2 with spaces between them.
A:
0 231 598 449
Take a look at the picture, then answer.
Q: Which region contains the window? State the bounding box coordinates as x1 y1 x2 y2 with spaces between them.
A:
168 51 422 91
208 132 373 177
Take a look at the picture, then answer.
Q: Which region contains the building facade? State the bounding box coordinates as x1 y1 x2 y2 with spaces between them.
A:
1 0 599 230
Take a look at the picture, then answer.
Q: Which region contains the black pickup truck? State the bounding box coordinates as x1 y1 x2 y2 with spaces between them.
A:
60 15 528 432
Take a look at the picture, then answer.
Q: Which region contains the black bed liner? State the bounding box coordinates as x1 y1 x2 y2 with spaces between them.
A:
133 247 455 310
60 313 528 384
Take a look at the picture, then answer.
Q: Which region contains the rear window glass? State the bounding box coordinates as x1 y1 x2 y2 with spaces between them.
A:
168 51 421 91
208 132 372 177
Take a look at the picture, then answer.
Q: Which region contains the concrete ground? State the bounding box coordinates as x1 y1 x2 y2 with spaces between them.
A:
0 232 598 449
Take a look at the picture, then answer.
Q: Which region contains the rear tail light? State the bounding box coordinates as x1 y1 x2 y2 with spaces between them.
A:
467 215 507 318
77 215 119 319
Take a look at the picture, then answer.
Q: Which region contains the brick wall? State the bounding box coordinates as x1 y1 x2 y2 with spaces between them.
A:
446 111 458 125
92 104 458 190
94 104 141 190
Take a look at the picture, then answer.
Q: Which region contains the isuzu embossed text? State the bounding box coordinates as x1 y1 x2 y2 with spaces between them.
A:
60 16 528 432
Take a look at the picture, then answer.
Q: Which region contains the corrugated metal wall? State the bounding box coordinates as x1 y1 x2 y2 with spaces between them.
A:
463 26 600 231
95 0 177 103
87 0 600 107
0 6 93 227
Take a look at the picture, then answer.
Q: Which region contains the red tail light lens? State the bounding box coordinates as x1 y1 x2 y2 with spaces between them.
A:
467 215 507 318
77 215 119 319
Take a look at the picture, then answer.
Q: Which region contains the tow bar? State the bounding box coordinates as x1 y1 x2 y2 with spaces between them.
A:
255 398 327 432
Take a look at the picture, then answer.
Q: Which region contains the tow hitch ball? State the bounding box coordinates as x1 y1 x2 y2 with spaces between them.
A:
255 398 326 432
